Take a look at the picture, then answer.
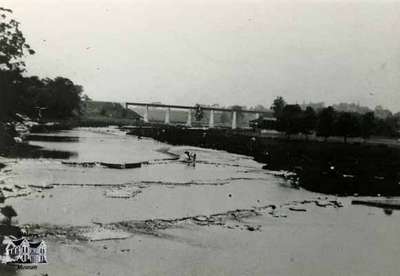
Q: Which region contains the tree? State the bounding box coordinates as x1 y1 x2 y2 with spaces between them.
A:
16 75 46 117
0 7 84 123
81 94 91 102
0 7 35 122
36 77 83 119
0 70 24 121
334 112 360 143
0 7 35 70
271 96 286 118
374 116 400 137
278 104 302 137
316 107 336 141
360 112 375 140
374 105 392 119
100 107 108 117
1 205 17 224
300 106 317 138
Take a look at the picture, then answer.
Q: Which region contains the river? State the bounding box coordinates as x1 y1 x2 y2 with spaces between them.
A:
0 127 399 275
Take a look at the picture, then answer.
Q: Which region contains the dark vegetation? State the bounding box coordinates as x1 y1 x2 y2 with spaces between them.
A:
0 7 83 123
79 100 141 127
1 62 84 122
0 7 84 152
128 126 400 196
269 97 400 141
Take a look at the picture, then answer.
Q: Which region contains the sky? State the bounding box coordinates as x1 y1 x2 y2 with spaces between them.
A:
3 0 400 112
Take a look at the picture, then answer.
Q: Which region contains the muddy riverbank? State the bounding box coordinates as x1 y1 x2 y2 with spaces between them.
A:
127 126 400 196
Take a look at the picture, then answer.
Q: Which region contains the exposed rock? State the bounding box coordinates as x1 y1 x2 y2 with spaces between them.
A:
315 201 331 207
2 186 13 192
288 207 307 212
29 183 54 189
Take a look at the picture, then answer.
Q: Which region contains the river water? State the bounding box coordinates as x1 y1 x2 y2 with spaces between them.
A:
1 127 399 276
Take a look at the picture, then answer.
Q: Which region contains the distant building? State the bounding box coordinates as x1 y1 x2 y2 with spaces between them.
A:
0 236 47 264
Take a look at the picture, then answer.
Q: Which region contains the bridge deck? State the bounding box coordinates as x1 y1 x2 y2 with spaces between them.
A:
126 102 273 115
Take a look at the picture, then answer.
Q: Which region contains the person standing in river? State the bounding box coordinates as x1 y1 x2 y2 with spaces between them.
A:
192 153 197 166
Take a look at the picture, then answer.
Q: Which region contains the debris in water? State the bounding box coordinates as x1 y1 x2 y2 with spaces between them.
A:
29 183 54 189
245 225 261 232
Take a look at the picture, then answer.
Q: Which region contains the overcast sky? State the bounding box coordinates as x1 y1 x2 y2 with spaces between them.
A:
4 0 400 111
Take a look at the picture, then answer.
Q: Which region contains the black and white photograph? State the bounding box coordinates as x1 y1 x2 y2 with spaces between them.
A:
1 0 400 275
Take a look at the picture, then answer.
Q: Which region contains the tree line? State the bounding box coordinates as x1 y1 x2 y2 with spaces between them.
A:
271 97 400 142
0 7 83 122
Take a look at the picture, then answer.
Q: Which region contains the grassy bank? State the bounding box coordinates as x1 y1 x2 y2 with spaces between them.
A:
127 126 400 196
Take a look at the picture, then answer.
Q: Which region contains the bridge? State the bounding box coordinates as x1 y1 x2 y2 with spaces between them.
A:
125 102 274 129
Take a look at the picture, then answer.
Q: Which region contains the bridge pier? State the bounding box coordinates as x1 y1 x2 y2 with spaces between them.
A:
165 108 171 124
186 109 192 127
143 105 149 123
232 111 237 129
209 110 214 128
